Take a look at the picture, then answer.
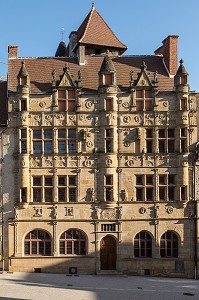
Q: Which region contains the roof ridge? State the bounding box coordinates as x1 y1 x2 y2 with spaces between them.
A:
79 6 94 43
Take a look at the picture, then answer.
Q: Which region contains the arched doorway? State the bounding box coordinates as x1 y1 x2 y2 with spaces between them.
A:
100 235 116 270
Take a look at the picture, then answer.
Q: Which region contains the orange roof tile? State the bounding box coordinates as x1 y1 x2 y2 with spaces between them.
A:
75 5 127 52
8 55 174 94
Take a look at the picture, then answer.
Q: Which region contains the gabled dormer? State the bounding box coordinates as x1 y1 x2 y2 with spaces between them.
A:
54 66 81 112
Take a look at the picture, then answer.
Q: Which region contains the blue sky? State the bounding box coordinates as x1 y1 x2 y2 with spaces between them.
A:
0 0 198 91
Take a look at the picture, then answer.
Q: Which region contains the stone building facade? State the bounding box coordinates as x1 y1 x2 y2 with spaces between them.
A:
1 5 199 277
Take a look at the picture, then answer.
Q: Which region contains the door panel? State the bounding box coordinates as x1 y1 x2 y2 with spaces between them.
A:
100 236 116 270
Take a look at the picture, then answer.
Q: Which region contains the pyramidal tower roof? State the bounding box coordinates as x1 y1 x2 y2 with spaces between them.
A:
75 4 127 53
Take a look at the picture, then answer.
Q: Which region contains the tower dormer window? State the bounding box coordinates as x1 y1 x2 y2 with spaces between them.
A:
104 74 113 85
180 75 187 84
21 76 26 85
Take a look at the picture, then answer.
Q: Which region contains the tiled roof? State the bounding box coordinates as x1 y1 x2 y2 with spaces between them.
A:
0 81 8 125
75 5 127 52
8 55 174 93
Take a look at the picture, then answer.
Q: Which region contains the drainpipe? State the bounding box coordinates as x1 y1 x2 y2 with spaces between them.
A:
0 126 7 272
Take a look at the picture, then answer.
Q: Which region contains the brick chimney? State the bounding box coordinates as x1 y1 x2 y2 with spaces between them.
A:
154 35 178 76
8 45 18 58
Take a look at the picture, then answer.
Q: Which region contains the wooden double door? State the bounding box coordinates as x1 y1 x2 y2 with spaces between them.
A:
100 236 117 270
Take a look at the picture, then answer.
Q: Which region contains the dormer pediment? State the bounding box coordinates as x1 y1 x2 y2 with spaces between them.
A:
58 66 76 88
135 62 152 87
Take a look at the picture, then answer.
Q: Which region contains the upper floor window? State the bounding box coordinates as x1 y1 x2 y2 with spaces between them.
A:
180 128 187 153
136 89 152 112
135 175 153 201
160 231 178 258
105 175 113 201
68 129 77 153
134 231 152 258
58 89 76 112
58 175 77 202
105 129 113 153
25 230 51 256
159 174 175 201
146 129 153 153
20 129 27 154
32 176 53 202
104 74 113 85
59 229 86 255
158 129 175 153
106 98 113 111
33 129 53 154
180 76 187 85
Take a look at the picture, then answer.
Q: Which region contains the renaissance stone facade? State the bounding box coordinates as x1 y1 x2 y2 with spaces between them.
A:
1 5 199 277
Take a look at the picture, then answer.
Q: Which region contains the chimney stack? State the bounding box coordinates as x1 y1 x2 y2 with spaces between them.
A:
8 45 18 58
154 35 178 76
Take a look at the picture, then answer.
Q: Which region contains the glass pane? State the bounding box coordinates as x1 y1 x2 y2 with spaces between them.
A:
146 129 153 138
32 242 37 254
68 141 76 153
21 129 27 138
105 175 112 185
58 177 65 186
31 230 38 239
44 129 52 139
45 188 53 202
25 242 30 255
168 187 175 201
67 241 72 254
58 129 66 138
39 242 44 255
106 99 113 111
38 231 45 239
58 141 66 153
168 175 175 185
145 90 152 98
159 175 165 185
33 177 41 186
106 140 112 153
136 90 143 98
168 129 175 138
136 100 143 111
159 187 165 201
58 188 65 202
66 230 72 239
33 141 42 154
159 129 165 138
68 129 76 138
58 100 66 112
60 241 65 254
33 130 42 139
45 242 51 255
21 141 27 153
74 241 79 254
168 140 175 153
146 176 153 185
69 188 76 202
45 177 52 186
58 90 66 99
136 188 143 201
104 74 112 85
69 176 76 186
33 188 41 202
145 100 152 111
68 90 75 99
159 140 165 152
146 188 153 201
68 100 76 112
136 176 143 185
73 230 80 239
44 141 53 154
80 241 86 255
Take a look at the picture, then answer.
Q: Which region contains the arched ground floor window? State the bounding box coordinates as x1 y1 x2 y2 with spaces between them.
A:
134 231 152 258
160 231 178 258
24 229 51 256
59 229 86 255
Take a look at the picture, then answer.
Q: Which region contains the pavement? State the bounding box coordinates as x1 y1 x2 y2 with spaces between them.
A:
0 272 199 300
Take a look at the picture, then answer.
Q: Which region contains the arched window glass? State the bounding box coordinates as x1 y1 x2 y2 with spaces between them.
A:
59 229 86 255
160 231 178 258
134 231 152 258
24 230 51 256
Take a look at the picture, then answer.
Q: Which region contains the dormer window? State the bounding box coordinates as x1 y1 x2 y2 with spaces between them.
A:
180 75 187 84
104 74 113 85
136 89 152 112
21 76 26 85
106 98 113 111
58 89 76 112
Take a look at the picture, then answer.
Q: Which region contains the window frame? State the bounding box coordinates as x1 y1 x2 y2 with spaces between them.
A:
24 230 51 256
134 231 152 258
59 229 86 255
